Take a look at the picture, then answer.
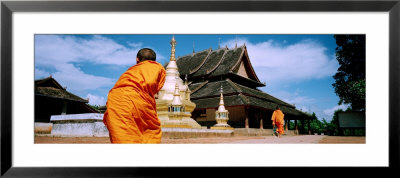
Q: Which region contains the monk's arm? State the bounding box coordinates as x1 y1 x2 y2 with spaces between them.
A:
271 112 276 125
157 69 166 91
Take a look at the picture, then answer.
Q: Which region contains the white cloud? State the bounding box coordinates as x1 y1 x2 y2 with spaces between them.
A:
127 42 143 48
86 94 106 106
222 38 338 85
269 89 316 107
284 96 316 106
35 35 141 66
34 35 147 92
323 104 350 117
34 69 50 79
51 63 115 91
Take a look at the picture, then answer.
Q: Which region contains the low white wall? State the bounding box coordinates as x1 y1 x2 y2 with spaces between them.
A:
50 113 109 137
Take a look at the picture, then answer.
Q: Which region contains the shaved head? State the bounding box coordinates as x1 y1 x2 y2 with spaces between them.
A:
137 48 156 62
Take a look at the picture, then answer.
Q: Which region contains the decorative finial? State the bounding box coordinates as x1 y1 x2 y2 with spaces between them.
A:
193 41 195 54
235 35 238 48
170 35 177 61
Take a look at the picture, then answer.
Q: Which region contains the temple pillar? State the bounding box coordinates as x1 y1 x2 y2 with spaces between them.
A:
285 120 288 132
244 106 249 129
295 120 298 135
61 101 67 115
308 119 311 135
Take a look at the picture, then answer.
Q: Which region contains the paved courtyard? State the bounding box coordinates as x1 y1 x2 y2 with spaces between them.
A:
34 135 365 144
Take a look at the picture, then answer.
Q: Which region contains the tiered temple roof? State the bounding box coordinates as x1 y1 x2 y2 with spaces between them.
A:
35 76 98 113
35 77 89 103
176 46 264 88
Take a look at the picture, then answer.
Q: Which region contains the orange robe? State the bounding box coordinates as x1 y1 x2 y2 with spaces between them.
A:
103 60 166 143
271 109 285 134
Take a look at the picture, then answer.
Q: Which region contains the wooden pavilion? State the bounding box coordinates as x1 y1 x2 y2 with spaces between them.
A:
35 76 98 122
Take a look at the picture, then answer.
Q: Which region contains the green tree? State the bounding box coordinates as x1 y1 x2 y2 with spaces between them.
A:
88 104 101 112
332 35 366 111
290 112 328 134
323 110 342 136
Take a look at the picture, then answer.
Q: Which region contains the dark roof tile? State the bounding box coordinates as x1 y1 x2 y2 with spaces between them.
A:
192 95 246 108
191 48 226 77
176 49 210 75
35 87 88 103
209 47 243 77
191 80 237 98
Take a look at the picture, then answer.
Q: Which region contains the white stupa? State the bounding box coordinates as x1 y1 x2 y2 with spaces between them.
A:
156 36 201 129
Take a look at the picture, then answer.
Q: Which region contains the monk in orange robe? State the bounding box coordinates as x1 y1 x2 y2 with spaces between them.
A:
271 106 285 137
103 48 166 143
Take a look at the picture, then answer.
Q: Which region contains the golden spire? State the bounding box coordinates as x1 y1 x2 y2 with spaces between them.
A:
218 85 226 112
170 35 177 61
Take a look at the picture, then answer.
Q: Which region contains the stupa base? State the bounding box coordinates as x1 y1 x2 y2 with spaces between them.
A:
210 126 234 130
160 117 202 129
161 127 233 138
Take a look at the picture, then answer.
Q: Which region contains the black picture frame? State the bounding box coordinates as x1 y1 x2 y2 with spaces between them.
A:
1 0 399 177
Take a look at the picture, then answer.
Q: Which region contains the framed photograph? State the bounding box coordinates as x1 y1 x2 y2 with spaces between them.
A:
2 0 399 177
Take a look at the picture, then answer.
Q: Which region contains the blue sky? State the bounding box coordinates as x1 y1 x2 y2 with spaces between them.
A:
34 34 349 121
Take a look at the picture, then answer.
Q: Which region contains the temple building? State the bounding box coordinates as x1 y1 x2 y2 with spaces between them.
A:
172 43 311 130
35 76 98 122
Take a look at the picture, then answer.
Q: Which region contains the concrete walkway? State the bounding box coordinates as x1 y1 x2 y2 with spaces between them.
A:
226 135 326 144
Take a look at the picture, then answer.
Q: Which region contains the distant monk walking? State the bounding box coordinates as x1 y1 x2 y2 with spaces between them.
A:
103 48 166 143
271 106 285 137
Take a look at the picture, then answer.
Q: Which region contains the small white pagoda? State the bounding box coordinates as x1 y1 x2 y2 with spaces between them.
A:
211 86 233 130
168 82 184 120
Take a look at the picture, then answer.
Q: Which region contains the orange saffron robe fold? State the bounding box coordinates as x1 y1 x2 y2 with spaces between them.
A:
103 60 166 143
271 109 285 134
